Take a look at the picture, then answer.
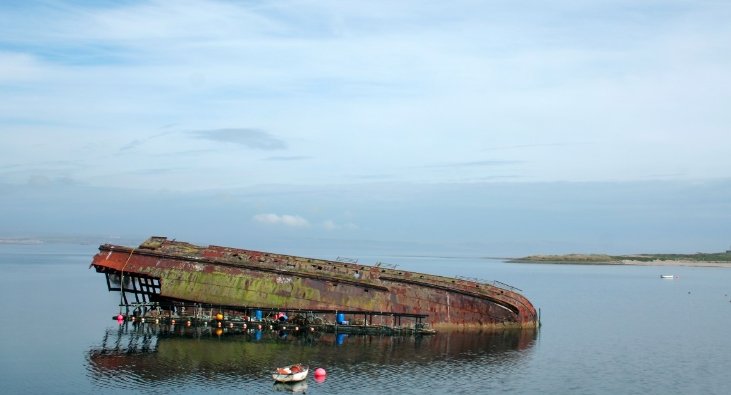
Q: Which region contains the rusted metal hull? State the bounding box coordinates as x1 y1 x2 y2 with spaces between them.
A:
90 237 538 329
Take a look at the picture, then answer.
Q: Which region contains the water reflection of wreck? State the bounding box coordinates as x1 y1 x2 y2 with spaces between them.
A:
90 237 538 330
87 324 537 386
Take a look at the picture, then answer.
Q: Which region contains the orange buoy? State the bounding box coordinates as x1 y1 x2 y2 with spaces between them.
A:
216 313 224 321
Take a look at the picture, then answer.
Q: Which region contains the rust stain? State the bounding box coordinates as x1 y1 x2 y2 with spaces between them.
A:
91 236 538 328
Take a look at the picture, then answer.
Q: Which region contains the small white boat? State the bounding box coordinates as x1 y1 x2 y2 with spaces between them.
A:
272 364 308 383
660 275 677 279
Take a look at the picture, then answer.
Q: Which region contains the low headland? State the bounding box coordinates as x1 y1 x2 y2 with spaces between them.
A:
510 251 731 268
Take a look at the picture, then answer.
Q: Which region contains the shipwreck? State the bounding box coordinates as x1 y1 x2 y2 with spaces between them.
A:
90 236 538 329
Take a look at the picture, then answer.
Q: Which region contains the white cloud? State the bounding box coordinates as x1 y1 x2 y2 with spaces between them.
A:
253 213 310 227
190 128 286 150
322 219 359 231
1 1 731 191
0 52 46 82
251 216 358 231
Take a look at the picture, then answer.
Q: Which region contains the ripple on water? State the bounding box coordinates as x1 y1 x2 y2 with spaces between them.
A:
84 325 538 394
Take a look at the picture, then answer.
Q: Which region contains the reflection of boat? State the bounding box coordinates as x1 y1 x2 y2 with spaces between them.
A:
660 275 677 279
272 364 308 383
273 380 308 393
86 325 537 389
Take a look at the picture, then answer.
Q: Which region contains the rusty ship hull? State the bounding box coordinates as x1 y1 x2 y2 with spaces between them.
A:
90 237 538 329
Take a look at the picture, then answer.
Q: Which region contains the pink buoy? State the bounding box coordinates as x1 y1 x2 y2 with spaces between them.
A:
314 367 327 383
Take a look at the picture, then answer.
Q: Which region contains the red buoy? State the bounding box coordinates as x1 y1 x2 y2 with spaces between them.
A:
314 367 327 383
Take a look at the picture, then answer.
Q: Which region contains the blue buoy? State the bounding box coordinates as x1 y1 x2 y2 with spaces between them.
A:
336 313 346 324
254 310 262 321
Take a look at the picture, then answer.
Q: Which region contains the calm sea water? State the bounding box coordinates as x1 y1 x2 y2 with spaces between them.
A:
1 243 731 394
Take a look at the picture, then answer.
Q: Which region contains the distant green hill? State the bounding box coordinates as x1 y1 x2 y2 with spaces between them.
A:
511 252 731 264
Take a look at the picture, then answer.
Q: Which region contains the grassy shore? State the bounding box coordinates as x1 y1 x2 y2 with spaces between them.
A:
510 252 731 267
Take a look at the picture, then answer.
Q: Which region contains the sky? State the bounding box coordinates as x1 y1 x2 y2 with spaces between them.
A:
1 1 730 257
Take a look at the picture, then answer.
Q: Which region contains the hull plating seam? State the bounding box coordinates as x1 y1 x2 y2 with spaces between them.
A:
99 245 390 292
379 276 520 316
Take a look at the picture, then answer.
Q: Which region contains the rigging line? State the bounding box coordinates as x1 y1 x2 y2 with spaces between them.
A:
119 248 135 313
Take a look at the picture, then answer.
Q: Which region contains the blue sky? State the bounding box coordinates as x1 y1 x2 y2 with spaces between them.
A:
1 1 730 256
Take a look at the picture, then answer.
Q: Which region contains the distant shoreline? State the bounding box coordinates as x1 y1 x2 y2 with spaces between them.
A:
0 238 43 245
510 252 731 268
